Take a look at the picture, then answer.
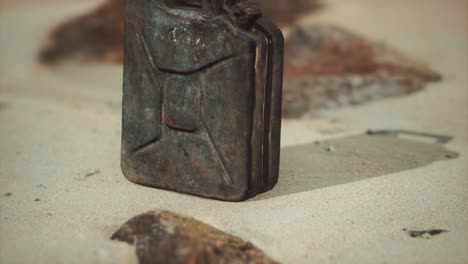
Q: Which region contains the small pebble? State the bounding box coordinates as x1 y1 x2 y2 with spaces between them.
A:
37 184 47 189
85 168 101 178
94 248 107 257
445 153 458 159
326 145 335 152
34 198 40 202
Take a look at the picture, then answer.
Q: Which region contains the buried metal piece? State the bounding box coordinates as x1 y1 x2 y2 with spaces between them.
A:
366 130 453 144
121 0 284 201
111 210 279 264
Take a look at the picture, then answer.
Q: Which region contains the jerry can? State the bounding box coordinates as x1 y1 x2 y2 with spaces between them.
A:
121 0 284 201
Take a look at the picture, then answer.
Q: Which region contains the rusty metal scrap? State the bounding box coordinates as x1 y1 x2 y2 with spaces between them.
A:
111 211 279 264
282 24 442 117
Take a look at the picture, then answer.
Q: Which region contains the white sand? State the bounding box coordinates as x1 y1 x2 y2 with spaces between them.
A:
0 0 467 263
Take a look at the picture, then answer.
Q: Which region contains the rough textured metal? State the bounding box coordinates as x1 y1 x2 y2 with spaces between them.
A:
111 210 279 264
121 0 284 201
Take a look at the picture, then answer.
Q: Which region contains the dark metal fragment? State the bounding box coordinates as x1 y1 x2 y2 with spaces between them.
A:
403 228 449 239
111 211 278 264
282 24 442 117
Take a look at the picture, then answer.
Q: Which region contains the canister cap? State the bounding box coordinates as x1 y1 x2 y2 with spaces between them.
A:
226 2 262 31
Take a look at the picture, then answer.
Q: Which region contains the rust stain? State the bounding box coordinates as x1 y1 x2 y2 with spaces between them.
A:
111 210 279 264
166 115 177 126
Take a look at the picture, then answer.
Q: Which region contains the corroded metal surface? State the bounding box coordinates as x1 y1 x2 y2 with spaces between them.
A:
121 0 284 201
282 24 442 117
111 211 279 264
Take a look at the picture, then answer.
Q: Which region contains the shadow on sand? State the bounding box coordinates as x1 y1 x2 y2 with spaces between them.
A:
253 130 458 201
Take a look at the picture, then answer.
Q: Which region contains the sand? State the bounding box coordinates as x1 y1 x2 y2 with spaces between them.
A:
0 0 467 263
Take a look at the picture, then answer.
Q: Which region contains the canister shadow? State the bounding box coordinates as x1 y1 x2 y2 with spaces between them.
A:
253 131 459 201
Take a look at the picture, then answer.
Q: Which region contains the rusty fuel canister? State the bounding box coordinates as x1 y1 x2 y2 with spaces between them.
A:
121 0 284 201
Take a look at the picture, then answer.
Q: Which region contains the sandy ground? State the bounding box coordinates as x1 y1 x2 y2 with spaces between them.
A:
0 0 467 263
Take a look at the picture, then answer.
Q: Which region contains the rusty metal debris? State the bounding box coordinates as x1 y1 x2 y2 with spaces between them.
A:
282 24 442 117
121 0 283 201
366 130 453 144
111 210 278 264
39 0 124 64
